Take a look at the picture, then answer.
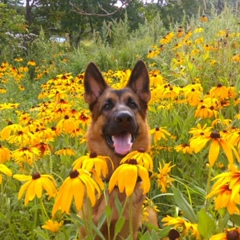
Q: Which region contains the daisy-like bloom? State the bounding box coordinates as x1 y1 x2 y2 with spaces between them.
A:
55 147 75 156
209 227 240 240
120 148 153 171
13 172 57 205
0 164 12 184
0 145 11 163
56 115 79 135
174 144 193 154
42 219 63 233
162 215 200 239
209 84 229 100
52 169 101 216
157 161 175 193
27 60 36 66
150 127 171 144
1 123 23 140
189 126 238 166
194 104 218 119
200 15 208 22
12 146 41 166
72 152 113 178
108 159 151 197
207 165 240 215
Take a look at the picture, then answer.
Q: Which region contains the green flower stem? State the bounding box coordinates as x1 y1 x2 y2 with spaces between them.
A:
205 165 213 212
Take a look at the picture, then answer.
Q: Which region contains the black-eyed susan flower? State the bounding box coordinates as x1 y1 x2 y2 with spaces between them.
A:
209 227 240 240
162 215 200 239
12 146 41 166
56 115 79 135
108 159 151 197
150 127 171 144
174 144 193 154
200 15 208 22
72 152 113 178
120 149 153 171
27 60 36 66
189 126 238 166
209 84 229 100
0 164 12 184
42 219 63 233
52 169 102 216
157 161 175 193
55 147 75 156
207 165 240 214
0 145 11 163
13 172 57 205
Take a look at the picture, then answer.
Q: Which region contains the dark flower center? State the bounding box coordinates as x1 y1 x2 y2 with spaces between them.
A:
128 159 138 165
32 172 41 180
168 229 180 240
210 131 221 139
226 230 239 240
70 170 79 178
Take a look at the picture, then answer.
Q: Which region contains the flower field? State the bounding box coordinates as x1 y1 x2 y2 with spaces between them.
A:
0 13 240 240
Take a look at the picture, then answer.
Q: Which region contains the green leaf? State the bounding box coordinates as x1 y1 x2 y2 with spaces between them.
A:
173 187 198 223
197 208 216 239
159 226 172 238
231 214 240 226
114 216 125 234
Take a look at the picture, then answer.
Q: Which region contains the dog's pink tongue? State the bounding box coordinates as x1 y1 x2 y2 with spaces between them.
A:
112 134 132 156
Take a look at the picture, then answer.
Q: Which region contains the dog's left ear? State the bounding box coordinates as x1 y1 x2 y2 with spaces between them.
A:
84 62 109 106
126 60 151 103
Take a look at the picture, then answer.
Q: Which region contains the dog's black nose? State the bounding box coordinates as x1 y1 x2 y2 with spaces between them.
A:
115 111 133 124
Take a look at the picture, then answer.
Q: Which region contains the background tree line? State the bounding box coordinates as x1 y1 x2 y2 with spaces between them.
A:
0 0 239 64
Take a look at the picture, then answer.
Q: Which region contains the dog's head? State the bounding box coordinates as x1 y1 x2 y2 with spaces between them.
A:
84 61 151 169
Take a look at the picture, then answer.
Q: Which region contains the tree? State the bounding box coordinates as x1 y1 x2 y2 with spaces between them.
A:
0 3 27 60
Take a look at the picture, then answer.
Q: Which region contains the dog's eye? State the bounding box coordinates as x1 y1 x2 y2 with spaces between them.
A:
128 98 138 109
102 101 113 111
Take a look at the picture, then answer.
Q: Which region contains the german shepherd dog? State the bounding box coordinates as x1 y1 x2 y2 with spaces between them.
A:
80 60 158 239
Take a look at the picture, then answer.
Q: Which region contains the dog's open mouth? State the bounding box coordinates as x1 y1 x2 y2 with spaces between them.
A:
107 133 135 156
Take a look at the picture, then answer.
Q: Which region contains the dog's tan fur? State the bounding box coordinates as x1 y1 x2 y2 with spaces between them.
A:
80 61 158 239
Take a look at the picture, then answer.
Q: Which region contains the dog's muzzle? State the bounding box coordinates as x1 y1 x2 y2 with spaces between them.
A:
104 110 138 156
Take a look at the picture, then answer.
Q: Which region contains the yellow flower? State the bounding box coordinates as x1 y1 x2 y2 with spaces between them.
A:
0 164 12 184
56 115 79 135
42 219 63 233
209 84 229 100
200 15 208 22
0 145 11 163
150 127 171 144
207 165 240 214
13 172 57 205
174 144 193 154
121 149 153 171
162 215 200 239
157 162 175 193
52 169 102 216
209 227 240 240
12 146 41 166
72 152 113 178
55 147 75 156
108 159 151 197
27 60 36 66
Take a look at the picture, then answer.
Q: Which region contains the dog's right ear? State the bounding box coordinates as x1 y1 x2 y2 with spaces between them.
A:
84 62 108 106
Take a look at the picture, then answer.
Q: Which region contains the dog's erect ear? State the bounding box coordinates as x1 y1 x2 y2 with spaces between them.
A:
126 60 151 103
84 62 108 105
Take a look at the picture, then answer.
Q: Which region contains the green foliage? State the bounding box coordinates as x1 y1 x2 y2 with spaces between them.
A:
0 3 26 61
